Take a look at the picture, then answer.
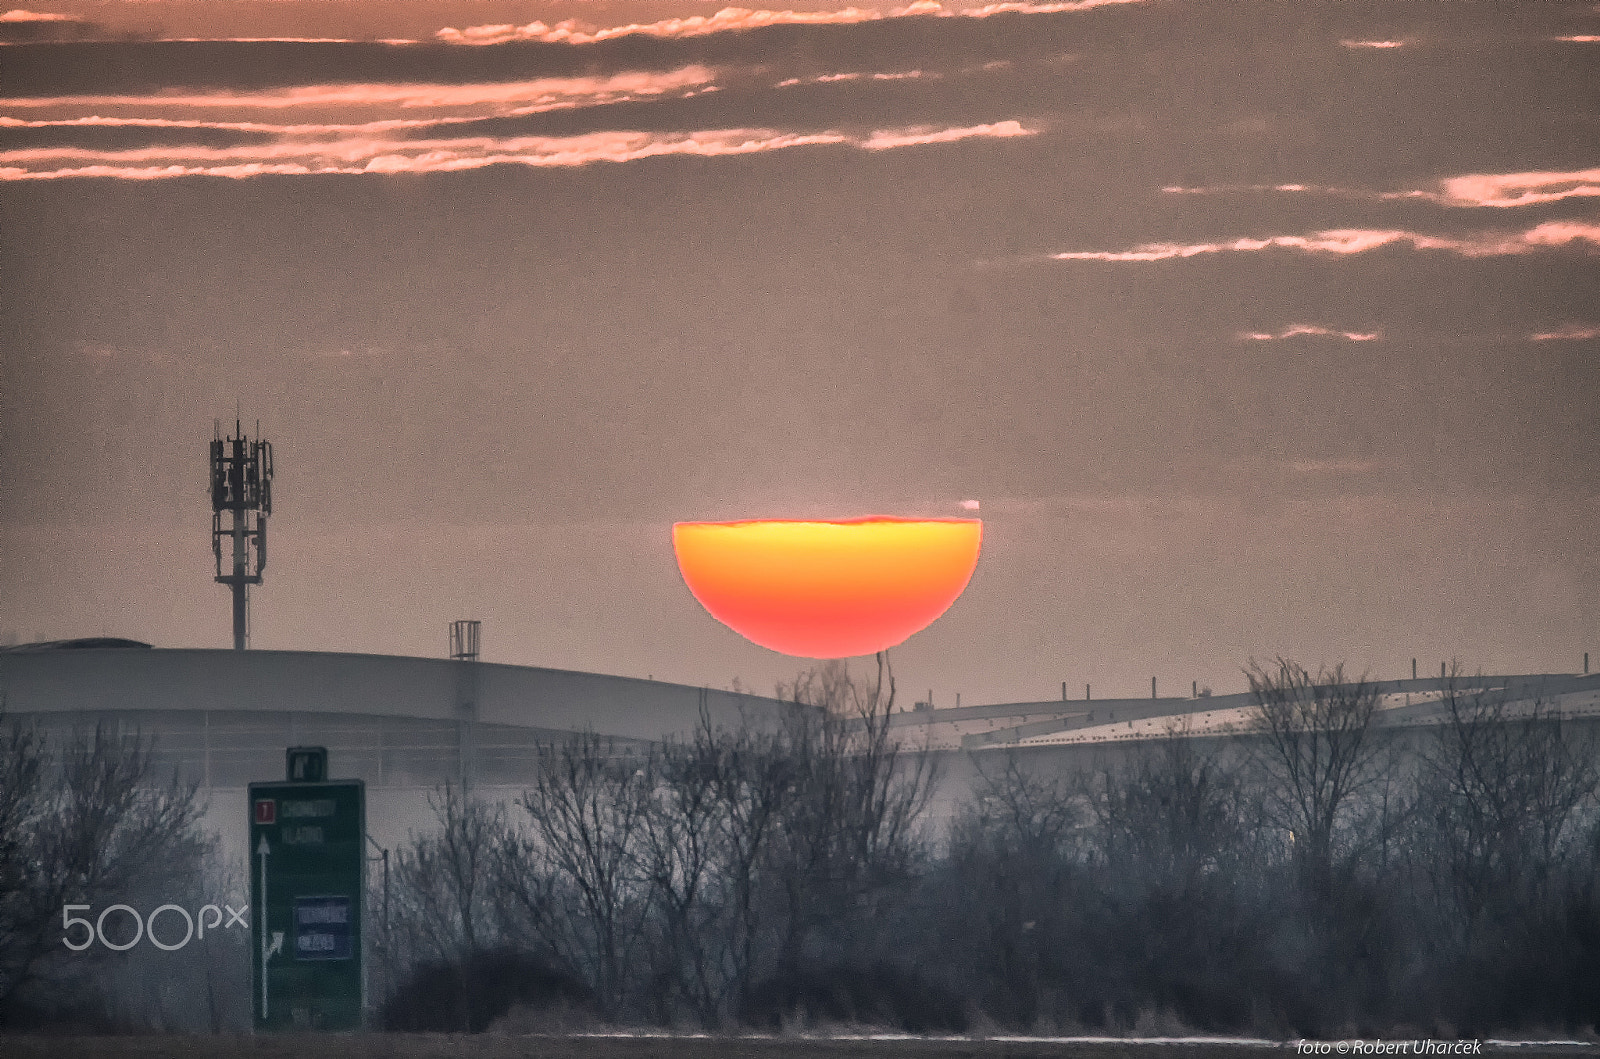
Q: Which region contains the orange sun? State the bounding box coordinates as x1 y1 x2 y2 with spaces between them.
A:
671 517 983 659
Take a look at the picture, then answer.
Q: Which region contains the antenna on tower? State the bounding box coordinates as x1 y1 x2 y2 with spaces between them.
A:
210 416 274 650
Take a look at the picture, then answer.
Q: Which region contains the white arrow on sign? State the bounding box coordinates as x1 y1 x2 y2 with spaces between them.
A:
257 834 270 1020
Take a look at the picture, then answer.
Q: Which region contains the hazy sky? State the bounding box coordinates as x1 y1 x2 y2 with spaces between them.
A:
2 0 1597 705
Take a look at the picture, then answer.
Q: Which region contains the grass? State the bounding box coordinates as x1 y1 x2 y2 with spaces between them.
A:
4 1036 1599 1059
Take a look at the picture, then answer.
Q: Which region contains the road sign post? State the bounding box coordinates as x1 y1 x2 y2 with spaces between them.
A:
249 753 365 1031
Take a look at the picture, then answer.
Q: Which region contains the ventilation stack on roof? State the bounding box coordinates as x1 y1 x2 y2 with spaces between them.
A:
449 620 481 791
449 620 481 661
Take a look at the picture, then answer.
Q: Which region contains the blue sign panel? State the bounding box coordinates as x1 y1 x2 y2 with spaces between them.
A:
293 895 352 961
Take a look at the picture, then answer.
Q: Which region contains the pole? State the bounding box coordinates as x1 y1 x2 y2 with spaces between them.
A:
257 835 270 1021
232 585 246 650
232 505 247 650
1152 676 1157 699
1412 658 1417 680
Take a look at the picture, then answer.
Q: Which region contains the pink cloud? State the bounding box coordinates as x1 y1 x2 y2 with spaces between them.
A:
0 121 1038 180
1429 167 1600 208
162 36 363 44
1243 325 1380 342
1049 222 1600 261
0 129 840 172
1522 220 1600 246
0 115 485 136
435 0 1144 46
1 8 77 20
1554 35 1600 42
1 68 718 113
0 6 94 40
436 6 913 46
1162 168 1600 209
955 0 1142 14
1162 181 1365 198
859 120 1031 149
1529 324 1600 341
776 70 932 87
1340 39 1406 48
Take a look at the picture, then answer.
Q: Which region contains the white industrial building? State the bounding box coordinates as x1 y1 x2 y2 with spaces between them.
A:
0 640 785 860
3 639 1596 856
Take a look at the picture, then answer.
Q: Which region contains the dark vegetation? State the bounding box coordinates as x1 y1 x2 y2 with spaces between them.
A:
3 657 1599 1038
739 961 970 1034
0 714 234 1030
374 657 1600 1039
18 1037 1588 1059
379 946 593 1032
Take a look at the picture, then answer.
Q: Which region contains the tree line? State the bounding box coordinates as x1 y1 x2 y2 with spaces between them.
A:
374 658 1600 1037
2 657 1597 1036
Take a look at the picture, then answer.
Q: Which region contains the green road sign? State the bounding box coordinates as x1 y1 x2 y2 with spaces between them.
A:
248 778 365 1030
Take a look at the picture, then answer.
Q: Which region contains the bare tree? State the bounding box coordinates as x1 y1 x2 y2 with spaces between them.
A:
0 721 45 997
946 752 1084 1025
1246 659 1383 901
1414 671 1600 941
500 732 653 1019
430 784 504 960
970 752 1081 865
635 736 723 1024
697 708 793 1022
767 652 939 975
1093 721 1250 887
385 783 508 1029
0 721 207 1021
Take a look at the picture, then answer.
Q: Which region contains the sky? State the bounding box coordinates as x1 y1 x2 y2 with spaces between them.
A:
1 0 1597 706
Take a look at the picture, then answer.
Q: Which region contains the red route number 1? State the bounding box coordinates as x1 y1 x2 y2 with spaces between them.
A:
254 799 275 825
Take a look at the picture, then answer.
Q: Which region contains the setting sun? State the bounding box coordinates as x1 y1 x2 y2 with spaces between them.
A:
671 517 983 659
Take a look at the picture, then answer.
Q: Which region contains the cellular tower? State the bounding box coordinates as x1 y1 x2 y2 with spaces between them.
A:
210 417 274 650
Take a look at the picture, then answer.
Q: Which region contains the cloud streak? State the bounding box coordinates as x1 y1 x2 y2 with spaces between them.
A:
435 0 1144 46
1048 223 1600 261
1529 325 1600 341
0 5 95 42
859 119 1028 148
1 9 75 20
0 121 1036 180
776 70 937 86
1 115 476 136
1162 168 1600 209
1 68 720 115
1429 168 1600 208
437 5 918 46
1243 325 1380 342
